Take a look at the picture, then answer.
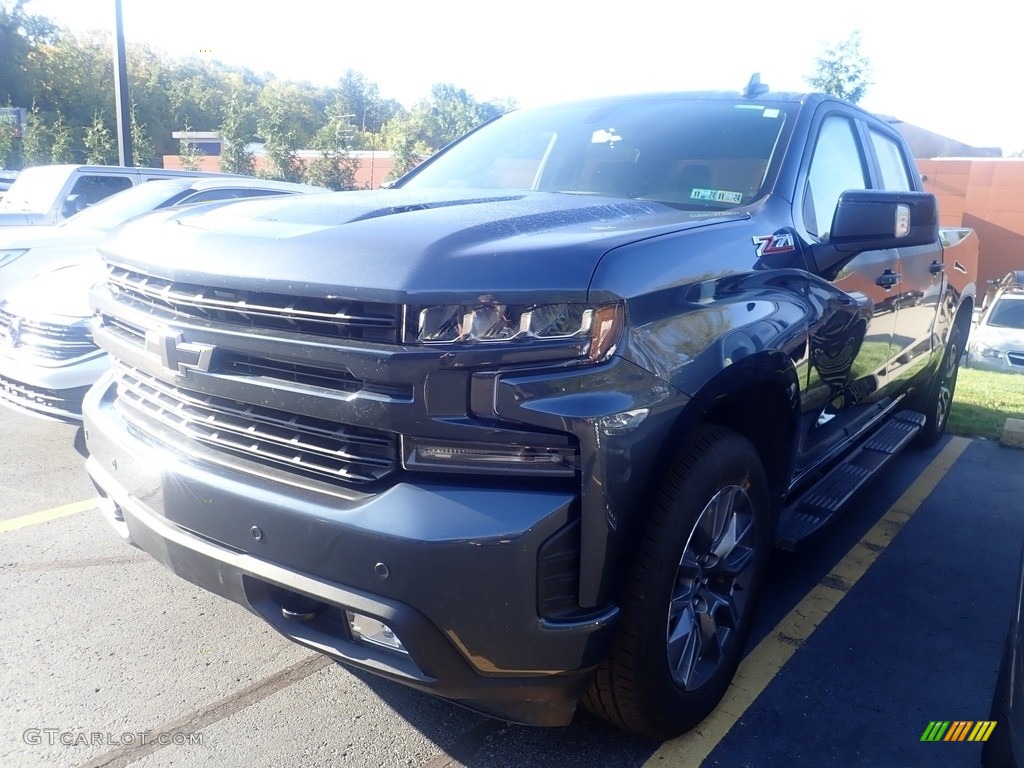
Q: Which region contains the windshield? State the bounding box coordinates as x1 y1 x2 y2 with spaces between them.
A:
400 97 794 210
987 297 1024 329
64 180 191 230
0 165 71 213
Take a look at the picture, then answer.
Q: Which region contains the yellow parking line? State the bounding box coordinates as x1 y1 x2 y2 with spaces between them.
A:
644 436 972 766
0 499 97 533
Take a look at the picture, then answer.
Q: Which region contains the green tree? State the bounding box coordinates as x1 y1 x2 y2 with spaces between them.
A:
256 82 316 183
83 111 116 165
385 84 510 164
806 30 872 104
381 114 426 181
49 111 74 162
177 118 204 171
304 105 358 190
0 102 15 168
21 103 50 166
130 100 155 166
0 1 58 108
218 93 255 176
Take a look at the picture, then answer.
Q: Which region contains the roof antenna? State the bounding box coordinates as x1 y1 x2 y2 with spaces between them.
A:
743 73 769 99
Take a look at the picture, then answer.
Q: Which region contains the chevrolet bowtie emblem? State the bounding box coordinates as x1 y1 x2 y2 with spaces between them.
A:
144 329 215 376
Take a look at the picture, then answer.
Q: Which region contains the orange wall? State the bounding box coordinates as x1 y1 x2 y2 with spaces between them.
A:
162 153 396 190
918 158 1024 288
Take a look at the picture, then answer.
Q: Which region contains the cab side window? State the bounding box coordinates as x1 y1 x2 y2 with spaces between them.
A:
803 116 868 239
68 174 132 207
869 130 912 191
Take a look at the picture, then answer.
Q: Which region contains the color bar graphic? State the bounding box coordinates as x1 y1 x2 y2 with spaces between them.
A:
920 721 996 742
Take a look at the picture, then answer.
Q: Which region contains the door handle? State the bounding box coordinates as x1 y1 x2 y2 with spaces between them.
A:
875 270 901 290
929 260 944 275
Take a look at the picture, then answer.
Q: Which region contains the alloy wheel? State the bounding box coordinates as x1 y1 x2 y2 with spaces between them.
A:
666 484 757 691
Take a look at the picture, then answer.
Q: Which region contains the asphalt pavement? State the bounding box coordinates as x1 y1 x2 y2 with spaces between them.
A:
0 407 1018 768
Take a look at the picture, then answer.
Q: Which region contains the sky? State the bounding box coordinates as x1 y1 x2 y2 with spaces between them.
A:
20 0 1024 154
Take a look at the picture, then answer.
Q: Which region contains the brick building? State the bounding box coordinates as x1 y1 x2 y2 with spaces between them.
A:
163 133 397 189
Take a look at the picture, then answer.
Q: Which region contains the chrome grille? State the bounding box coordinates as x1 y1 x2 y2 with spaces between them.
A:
97 314 412 399
1008 352 1024 368
0 307 99 361
222 354 363 393
113 363 397 485
106 265 400 342
0 373 90 415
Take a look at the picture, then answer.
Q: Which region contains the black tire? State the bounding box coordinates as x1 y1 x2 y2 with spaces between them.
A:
582 424 771 741
982 626 1017 768
915 323 965 448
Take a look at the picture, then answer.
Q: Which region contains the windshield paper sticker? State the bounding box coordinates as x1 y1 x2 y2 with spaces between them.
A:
690 188 743 204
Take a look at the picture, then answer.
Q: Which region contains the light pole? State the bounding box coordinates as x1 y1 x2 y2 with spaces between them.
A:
112 0 133 166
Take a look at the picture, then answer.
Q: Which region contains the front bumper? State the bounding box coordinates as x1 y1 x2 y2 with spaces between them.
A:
966 348 1024 374
83 374 620 726
0 349 108 420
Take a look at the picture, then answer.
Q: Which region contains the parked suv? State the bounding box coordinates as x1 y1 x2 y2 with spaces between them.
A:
84 91 974 739
968 285 1024 373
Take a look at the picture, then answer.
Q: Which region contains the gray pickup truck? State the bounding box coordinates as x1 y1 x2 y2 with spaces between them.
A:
0 164 218 226
83 90 974 740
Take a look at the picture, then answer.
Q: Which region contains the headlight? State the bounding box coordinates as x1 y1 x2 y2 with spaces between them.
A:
411 302 623 362
0 249 28 268
973 341 1004 359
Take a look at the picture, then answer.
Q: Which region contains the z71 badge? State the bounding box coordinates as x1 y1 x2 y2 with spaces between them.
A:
753 232 796 257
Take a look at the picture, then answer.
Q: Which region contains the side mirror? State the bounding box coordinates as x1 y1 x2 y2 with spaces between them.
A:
829 190 938 253
61 193 88 219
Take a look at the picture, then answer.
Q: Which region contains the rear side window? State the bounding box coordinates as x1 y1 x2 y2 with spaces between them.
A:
869 130 912 191
68 175 133 207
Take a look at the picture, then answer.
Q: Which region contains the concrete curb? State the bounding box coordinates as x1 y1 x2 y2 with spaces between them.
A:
1001 418 1024 449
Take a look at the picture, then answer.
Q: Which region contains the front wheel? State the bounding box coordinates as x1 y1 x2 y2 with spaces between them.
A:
915 323 965 448
582 425 771 740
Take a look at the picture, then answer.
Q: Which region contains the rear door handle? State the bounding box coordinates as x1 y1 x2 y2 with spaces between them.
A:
876 270 901 289
929 260 944 274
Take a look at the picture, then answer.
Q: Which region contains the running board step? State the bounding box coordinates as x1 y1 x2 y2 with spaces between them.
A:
775 411 926 551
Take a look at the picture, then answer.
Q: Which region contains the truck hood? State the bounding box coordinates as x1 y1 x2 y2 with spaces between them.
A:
99 189 742 304
0 223 109 249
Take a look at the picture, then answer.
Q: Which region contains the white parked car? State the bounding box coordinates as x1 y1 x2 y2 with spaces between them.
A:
967 286 1024 374
0 176 328 298
0 260 106 418
0 178 329 420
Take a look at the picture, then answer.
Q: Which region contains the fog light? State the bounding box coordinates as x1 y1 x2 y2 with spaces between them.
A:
598 407 649 435
346 611 407 654
403 437 577 476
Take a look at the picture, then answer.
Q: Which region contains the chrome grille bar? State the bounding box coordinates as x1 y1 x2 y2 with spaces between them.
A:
0 308 100 361
114 363 396 484
106 265 400 341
